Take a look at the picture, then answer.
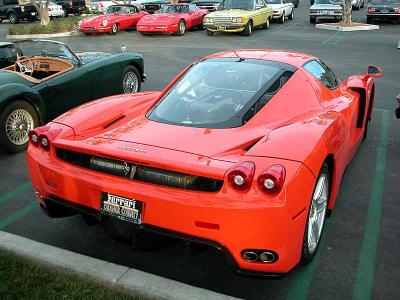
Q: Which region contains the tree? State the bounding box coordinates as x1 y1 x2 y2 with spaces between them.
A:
340 0 352 24
30 0 50 26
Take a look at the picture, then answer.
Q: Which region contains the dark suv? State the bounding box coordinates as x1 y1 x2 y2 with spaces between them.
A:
0 0 38 24
55 0 88 17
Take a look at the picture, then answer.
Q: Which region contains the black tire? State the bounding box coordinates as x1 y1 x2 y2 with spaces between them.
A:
0 100 39 154
121 65 141 94
310 16 316 24
174 19 186 36
62 10 68 18
288 9 294 20
109 23 118 35
242 20 252 36
366 16 372 24
0 19 3 23
279 13 285 23
361 0 365 8
262 17 270 29
362 119 369 141
300 163 330 265
8 12 19 24
206 29 214 36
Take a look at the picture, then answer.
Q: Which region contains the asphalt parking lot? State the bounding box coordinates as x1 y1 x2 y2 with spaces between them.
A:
1 2 400 299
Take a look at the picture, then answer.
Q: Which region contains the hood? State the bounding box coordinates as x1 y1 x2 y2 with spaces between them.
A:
310 4 342 9
141 13 181 23
207 9 260 18
268 4 286 9
0 71 34 86
77 52 113 64
81 14 115 25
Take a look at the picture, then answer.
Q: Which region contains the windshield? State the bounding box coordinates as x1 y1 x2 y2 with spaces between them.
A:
106 5 132 14
266 0 282 3
147 58 295 128
158 5 189 13
13 40 82 65
219 0 254 10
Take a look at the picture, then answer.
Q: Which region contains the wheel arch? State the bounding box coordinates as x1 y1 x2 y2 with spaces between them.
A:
127 61 144 82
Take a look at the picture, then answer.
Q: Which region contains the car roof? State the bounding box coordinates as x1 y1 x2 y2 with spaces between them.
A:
201 49 316 68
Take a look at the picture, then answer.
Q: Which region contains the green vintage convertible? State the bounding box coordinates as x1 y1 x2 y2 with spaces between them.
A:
0 39 145 153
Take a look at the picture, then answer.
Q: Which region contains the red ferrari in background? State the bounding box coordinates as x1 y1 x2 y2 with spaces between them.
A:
137 4 208 36
27 50 381 275
78 4 148 35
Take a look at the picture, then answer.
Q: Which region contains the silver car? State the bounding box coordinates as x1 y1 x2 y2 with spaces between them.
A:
309 0 344 23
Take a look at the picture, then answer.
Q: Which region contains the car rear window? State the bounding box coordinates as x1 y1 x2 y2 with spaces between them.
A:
147 58 296 128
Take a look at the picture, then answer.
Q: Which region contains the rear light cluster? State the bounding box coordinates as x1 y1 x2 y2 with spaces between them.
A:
227 162 285 195
69 1 73 7
29 126 62 151
368 7 375 13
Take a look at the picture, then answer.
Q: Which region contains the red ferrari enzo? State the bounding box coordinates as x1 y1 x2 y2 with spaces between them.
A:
136 4 208 36
78 4 148 35
27 50 381 275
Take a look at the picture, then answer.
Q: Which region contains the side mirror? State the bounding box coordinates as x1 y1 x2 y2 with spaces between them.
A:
367 65 382 77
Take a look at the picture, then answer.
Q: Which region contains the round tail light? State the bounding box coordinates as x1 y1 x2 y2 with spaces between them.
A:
257 165 286 194
227 161 255 191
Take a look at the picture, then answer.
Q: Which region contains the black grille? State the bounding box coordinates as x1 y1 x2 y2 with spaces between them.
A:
55 148 223 192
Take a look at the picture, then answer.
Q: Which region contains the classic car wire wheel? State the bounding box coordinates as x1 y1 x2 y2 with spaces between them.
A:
123 71 139 93
307 173 328 253
5 109 34 145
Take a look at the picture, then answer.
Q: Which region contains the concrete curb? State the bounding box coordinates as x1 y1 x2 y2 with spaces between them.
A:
315 23 379 31
0 231 239 300
6 31 79 39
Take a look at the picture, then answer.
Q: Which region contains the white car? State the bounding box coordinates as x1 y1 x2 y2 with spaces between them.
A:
266 0 294 23
309 0 344 23
351 0 364 10
90 0 127 14
38 1 64 18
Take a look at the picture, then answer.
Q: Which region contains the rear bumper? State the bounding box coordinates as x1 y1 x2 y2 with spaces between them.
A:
309 13 342 18
367 13 400 18
27 142 315 274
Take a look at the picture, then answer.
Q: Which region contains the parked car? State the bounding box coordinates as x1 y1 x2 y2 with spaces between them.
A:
0 0 38 24
137 3 208 35
136 0 170 13
26 49 381 275
79 4 148 35
309 0 344 23
191 0 222 11
266 0 294 23
90 0 125 14
55 0 87 17
351 0 365 10
0 39 145 153
46 1 65 18
203 0 273 36
367 0 400 24
0 42 18 68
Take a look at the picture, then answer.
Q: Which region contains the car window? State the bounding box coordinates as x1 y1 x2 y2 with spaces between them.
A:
303 60 339 90
147 58 296 128
189 4 198 11
4 0 18 5
219 0 255 10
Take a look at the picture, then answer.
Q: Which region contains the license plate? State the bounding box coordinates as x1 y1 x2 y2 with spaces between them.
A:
322 10 329 14
217 25 226 30
100 192 143 224
381 9 389 13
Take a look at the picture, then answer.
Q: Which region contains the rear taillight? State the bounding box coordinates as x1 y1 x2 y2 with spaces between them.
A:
257 165 285 194
69 1 73 7
48 7 52 11
29 126 61 151
227 161 255 191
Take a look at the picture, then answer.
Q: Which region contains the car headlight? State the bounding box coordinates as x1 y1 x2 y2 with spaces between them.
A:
205 17 214 23
232 17 243 23
102 20 108 26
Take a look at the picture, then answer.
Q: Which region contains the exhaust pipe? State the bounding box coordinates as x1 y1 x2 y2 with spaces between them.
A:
242 251 258 262
259 251 276 263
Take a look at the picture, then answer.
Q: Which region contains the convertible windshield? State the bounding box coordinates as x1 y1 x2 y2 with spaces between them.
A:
106 5 132 14
219 0 254 10
158 5 189 13
13 40 82 65
147 58 295 128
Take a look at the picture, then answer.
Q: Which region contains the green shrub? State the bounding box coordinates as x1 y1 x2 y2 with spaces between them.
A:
9 16 86 35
